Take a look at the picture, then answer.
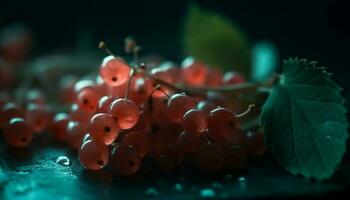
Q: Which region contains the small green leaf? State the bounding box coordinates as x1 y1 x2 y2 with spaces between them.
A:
261 58 348 180
183 4 250 76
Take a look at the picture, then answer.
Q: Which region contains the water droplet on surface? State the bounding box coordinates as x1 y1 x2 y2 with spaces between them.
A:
238 176 247 191
174 183 183 192
55 156 71 166
145 187 159 197
199 188 216 199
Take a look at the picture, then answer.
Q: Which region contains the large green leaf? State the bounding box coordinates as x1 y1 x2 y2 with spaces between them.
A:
183 5 250 76
260 58 348 180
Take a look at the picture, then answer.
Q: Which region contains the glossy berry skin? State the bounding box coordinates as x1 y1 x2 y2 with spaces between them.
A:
79 139 109 170
25 103 49 133
223 71 245 85
207 107 236 137
197 100 217 116
76 88 100 112
109 98 140 130
181 57 207 86
110 144 141 176
58 75 77 104
100 55 131 87
177 131 201 155
224 145 247 170
89 113 120 145
97 96 115 113
3 118 33 147
181 109 207 134
25 89 46 105
167 93 196 123
50 113 70 141
129 75 153 104
69 104 94 124
0 102 24 127
245 131 266 156
122 131 150 157
195 143 224 173
66 121 88 149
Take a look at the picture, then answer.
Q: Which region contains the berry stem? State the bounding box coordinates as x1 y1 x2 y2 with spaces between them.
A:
124 69 135 99
235 104 255 118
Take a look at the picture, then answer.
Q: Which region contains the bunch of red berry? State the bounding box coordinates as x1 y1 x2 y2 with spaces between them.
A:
0 40 265 175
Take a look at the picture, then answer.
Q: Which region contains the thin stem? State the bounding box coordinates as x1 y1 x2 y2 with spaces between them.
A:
235 104 255 118
99 41 115 57
124 69 135 99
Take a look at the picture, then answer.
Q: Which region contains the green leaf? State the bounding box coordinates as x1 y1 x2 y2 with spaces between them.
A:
183 4 250 77
260 58 348 180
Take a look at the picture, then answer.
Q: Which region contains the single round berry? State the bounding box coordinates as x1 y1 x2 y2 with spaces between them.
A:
110 144 141 176
50 113 70 141
181 57 207 86
181 109 207 134
69 103 94 123
0 102 24 127
3 118 33 147
122 131 150 157
167 93 196 123
100 55 131 87
109 98 140 130
66 121 88 149
79 139 109 170
25 103 49 133
76 88 100 112
89 113 120 145
207 107 236 137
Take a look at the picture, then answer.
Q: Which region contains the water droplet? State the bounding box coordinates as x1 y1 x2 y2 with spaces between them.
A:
174 183 183 192
238 177 247 191
145 187 159 197
199 188 216 199
55 156 71 166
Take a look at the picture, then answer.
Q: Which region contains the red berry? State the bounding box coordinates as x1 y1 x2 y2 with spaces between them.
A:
76 87 100 112
89 113 120 145
207 107 236 137
205 68 223 86
122 131 150 157
181 109 207 134
50 113 70 141
110 144 141 176
181 57 207 86
109 98 140 130
100 56 131 87
223 71 245 84
25 103 49 133
79 139 109 170
3 118 33 147
66 121 88 149
0 102 24 127
69 103 94 124
167 93 196 123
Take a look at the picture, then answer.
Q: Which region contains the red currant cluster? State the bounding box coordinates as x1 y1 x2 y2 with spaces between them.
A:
0 41 265 176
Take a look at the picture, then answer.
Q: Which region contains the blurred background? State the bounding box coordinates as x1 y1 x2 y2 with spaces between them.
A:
0 0 349 89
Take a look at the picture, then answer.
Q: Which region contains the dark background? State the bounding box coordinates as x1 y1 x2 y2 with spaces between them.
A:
0 0 349 87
